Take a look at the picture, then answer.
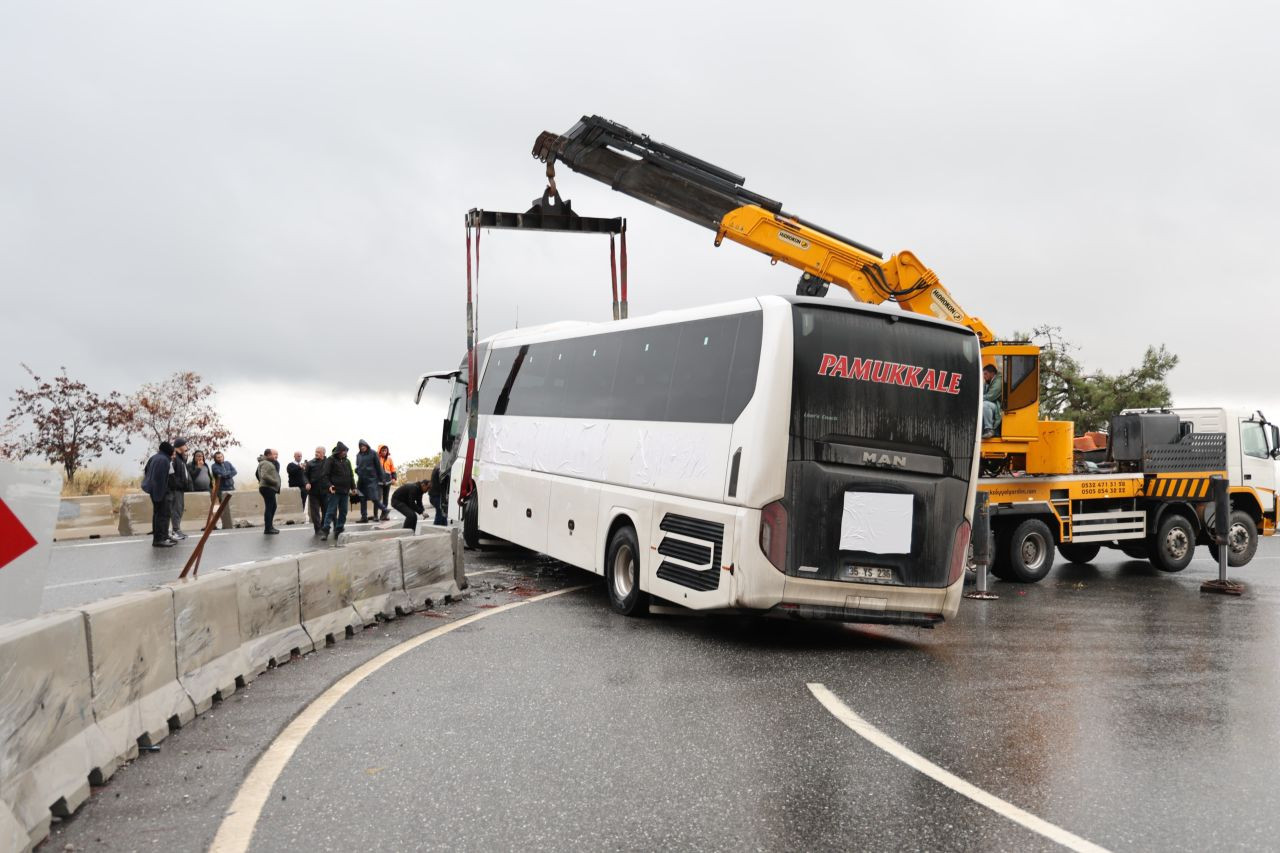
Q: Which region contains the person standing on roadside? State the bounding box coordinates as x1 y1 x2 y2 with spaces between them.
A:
287 451 308 510
391 479 429 533
142 441 175 548
304 445 328 533
427 464 447 526
256 448 282 534
354 439 388 523
169 438 192 540
189 450 213 493
212 451 237 492
321 441 355 538
377 444 396 521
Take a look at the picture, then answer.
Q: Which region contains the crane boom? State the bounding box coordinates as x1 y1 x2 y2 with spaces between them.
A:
532 115 994 342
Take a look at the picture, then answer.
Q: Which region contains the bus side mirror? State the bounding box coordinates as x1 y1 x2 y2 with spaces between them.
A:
441 418 453 452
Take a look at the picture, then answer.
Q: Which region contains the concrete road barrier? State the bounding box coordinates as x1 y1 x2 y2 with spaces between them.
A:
337 527 413 545
54 495 117 541
0 528 465 848
0 611 105 849
169 572 251 713
227 488 307 528
80 590 195 781
229 556 313 677
403 466 432 484
400 528 463 609
344 540 411 623
297 549 364 645
117 491 231 536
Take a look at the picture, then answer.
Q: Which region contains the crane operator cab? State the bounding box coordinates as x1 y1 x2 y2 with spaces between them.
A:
980 343 1073 476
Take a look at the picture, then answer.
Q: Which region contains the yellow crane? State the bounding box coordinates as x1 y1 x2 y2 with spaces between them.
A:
532 116 1072 475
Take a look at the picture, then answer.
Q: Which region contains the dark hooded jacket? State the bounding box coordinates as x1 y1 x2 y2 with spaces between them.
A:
354 441 381 486
142 445 173 502
322 442 355 493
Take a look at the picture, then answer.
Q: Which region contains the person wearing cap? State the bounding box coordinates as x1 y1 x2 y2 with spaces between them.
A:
168 438 193 540
142 441 176 547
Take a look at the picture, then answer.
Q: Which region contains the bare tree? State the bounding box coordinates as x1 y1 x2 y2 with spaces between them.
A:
123 371 238 454
2 364 131 479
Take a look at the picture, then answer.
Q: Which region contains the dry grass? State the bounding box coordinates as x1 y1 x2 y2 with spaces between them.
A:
62 467 140 509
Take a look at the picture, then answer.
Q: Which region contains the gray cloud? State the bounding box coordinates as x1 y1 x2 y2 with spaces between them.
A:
3 1 1278 432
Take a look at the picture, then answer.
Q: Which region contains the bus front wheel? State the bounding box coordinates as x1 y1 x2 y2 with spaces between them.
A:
462 493 481 550
605 524 650 617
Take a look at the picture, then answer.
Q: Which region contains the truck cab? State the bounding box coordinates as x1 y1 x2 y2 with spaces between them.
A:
1145 408 1280 514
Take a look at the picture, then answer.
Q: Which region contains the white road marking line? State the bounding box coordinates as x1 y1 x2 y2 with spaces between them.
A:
807 683 1111 853
46 570 170 589
209 584 588 853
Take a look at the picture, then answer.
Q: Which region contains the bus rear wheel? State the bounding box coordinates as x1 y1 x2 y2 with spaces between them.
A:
605 524 649 617
1149 513 1195 573
1207 510 1258 567
1057 542 1101 564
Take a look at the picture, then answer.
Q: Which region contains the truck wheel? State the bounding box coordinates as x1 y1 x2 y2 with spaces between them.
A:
1207 510 1259 567
1005 519 1056 582
462 492 481 549
1057 542 1101 564
605 524 649 617
1148 513 1195 573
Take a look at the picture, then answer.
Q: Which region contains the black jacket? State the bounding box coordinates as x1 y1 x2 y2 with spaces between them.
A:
355 445 381 485
391 482 425 515
142 452 171 502
323 452 355 493
170 453 192 492
286 461 307 488
305 457 328 492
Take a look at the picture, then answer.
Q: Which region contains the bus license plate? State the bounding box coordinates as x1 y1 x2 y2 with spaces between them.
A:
849 565 893 581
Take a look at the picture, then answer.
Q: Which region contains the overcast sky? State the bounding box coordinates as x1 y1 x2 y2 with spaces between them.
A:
3 1 1278 476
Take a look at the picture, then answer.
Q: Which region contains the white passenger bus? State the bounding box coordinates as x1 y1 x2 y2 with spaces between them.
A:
421 295 982 626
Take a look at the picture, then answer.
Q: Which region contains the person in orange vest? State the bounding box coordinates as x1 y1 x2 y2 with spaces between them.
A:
377 444 397 522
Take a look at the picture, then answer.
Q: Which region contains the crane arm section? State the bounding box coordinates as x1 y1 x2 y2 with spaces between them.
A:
533 115 993 342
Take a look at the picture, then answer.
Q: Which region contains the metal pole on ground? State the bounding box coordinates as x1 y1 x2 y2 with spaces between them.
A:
965 492 998 600
1201 475 1244 596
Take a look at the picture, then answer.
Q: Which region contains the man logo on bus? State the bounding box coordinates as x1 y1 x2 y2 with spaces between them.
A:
816 353 963 395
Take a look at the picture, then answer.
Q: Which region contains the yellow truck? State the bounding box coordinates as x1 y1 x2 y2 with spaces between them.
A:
982 408 1279 581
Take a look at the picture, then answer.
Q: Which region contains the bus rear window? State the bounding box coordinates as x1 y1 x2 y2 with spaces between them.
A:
790 306 980 475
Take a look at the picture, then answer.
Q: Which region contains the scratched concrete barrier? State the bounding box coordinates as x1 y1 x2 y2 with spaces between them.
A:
168 572 251 714
297 548 364 645
0 800 26 853
54 495 117 541
227 487 307 528
80 590 195 783
0 611 107 849
344 539 412 623
400 528 464 609
117 491 231 536
337 527 413 545
228 556 313 678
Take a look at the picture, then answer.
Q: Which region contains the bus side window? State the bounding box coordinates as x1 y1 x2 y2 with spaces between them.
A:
667 315 737 422
612 325 679 421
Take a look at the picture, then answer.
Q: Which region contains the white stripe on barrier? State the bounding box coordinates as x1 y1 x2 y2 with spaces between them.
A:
807 683 1111 853
209 585 588 853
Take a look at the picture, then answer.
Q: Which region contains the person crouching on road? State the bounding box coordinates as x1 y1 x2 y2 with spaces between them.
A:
321 441 355 539
304 445 327 533
391 479 429 533
354 439 388 523
378 444 396 521
142 441 175 547
256 448 282 534
169 438 193 540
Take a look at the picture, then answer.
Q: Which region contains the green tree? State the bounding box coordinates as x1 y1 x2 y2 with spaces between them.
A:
1017 325 1179 434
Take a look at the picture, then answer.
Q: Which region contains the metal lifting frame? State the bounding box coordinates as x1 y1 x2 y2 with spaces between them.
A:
457 183 628 508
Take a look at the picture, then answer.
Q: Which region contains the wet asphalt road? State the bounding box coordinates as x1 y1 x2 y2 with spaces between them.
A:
42 518 388 612
48 539 1280 851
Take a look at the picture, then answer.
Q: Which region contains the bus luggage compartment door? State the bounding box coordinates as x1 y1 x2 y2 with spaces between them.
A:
482 467 552 553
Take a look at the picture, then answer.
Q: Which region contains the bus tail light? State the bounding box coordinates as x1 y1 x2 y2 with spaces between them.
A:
760 500 788 572
948 519 971 585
